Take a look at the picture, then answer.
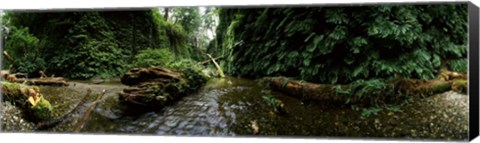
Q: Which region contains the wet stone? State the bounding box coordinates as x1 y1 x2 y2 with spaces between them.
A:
192 126 210 134
184 124 195 130
176 120 190 129
147 122 160 130
156 125 172 132
219 122 228 128
172 129 187 135
207 108 219 116
184 112 195 118
155 130 167 135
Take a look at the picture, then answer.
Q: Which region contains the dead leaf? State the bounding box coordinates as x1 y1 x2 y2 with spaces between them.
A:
388 112 394 116
251 120 259 134
27 96 37 107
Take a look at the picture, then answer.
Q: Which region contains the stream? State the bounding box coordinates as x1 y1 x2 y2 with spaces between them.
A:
1 76 469 140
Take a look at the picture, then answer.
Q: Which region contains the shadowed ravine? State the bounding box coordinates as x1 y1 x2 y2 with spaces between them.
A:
1 76 468 140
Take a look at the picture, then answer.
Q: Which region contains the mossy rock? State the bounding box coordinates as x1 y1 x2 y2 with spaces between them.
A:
2 81 53 122
28 96 53 122
1 81 24 101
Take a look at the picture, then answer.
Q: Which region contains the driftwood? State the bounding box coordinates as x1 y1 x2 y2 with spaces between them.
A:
12 78 69 86
1 70 25 81
73 89 106 132
36 89 93 130
263 76 467 105
1 70 68 86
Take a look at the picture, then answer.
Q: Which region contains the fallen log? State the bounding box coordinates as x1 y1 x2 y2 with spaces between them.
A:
1 81 53 122
262 77 347 103
73 89 106 132
12 78 69 86
262 76 466 105
121 66 184 86
119 66 208 114
197 56 224 65
1 71 68 86
36 89 93 130
206 54 225 78
2 51 68 86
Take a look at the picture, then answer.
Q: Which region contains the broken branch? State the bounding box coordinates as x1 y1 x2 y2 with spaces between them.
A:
73 89 106 132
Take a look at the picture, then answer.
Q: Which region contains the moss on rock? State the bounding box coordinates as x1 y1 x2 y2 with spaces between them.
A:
1 81 53 122
29 96 53 122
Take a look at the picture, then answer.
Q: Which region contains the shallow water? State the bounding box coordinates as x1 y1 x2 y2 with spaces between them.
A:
1 76 469 140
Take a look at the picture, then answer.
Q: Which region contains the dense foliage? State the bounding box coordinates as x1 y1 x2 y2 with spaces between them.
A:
131 48 176 68
215 4 468 84
131 47 198 70
171 8 202 35
168 7 209 61
2 26 45 74
2 10 189 79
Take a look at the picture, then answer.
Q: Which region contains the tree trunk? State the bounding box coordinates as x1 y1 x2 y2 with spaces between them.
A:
262 76 466 105
36 89 93 130
197 56 223 65
73 90 106 132
12 78 68 86
2 71 68 86
164 8 169 21
206 54 225 78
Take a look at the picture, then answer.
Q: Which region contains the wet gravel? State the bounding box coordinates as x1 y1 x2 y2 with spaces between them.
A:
230 90 468 141
1 101 36 132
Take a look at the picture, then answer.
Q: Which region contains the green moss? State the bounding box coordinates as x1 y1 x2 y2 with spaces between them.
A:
1 82 26 103
453 80 467 86
428 82 452 94
2 82 53 122
29 96 53 122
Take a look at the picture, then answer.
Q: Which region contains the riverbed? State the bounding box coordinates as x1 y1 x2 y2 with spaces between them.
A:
1 77 469 141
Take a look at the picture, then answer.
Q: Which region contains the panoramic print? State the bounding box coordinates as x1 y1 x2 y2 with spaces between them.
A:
0 3 469 141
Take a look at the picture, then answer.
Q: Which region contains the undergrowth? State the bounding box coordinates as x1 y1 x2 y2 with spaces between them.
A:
333 78 416 117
